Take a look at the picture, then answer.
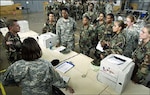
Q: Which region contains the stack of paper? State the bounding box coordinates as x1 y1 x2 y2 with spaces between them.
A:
56 62 74 73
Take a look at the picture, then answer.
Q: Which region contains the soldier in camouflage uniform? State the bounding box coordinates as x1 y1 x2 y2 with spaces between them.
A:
92 12 105 62
92 20 126 66
42 12 56 34
131 25 150 88
4 19 22 63
79 15 95 56
2 37 74 95
99 1 105 14
56 7 76 51
52 1 60 21
96 12 106 41
101 13 114 43
105 0 113 14
92 13 113 62
123 15 139 58
83 2 88 15
83 3 97 24
101 20 126 57
69 3 77 20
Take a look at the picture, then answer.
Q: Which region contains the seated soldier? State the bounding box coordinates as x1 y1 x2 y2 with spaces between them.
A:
3 19 22 63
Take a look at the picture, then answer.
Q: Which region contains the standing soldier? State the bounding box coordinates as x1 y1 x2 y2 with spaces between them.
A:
42 12 56 34
4 19 22 63
53 1 60 21
56 7 76 52
45 4 53 16
79 15 95 56
92 20 126 66
78 2 83 20
101 13 114 43
92 13 114 65
99 1 105 13
105 0 113 14
83 2 88 15
123 15 139 58
96 12 106 41
83 3 97 23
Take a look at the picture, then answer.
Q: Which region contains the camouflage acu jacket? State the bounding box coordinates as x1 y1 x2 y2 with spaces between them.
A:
4 32 22 62
123 26 139 57
2 59 67 95
42 21 56 34
79 25 95 55
56 17 76 50
102 31 126 57
132 41 150 85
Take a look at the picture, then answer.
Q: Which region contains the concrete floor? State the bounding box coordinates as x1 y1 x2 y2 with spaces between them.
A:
0 12 81 95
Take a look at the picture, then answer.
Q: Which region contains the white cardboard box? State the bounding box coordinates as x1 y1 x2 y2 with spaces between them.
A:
97 54 135 94
17 20 29 32
18 30 39 42
0 27 9 36
38 32 58 48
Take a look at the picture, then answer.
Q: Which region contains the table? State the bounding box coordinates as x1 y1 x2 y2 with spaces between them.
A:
41 47 78 62
42 49 150 95
54 53 108 95
59 53 150 95
60 68 107 95
42 51 108 94
66 53 99 81
100 81 150 95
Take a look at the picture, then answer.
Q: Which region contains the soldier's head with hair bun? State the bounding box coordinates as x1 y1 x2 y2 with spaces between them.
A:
82 15 90 26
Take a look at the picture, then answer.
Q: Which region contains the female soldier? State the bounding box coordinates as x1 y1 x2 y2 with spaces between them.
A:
96 12 106 41
132 25 150 88
92 20 126 66
79 15 95 56
123 14 139 57
2 37 74 95
42 12 56 34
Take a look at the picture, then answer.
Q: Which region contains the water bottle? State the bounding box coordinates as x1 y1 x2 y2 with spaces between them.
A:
49 41 52 49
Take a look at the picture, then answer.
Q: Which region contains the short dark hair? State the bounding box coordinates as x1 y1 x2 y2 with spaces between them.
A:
47 11 54 17
99 12 105 18
6 19 18 30
89 3 94 7
107 13 114 21
22 37 42 61
61 7 69 13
